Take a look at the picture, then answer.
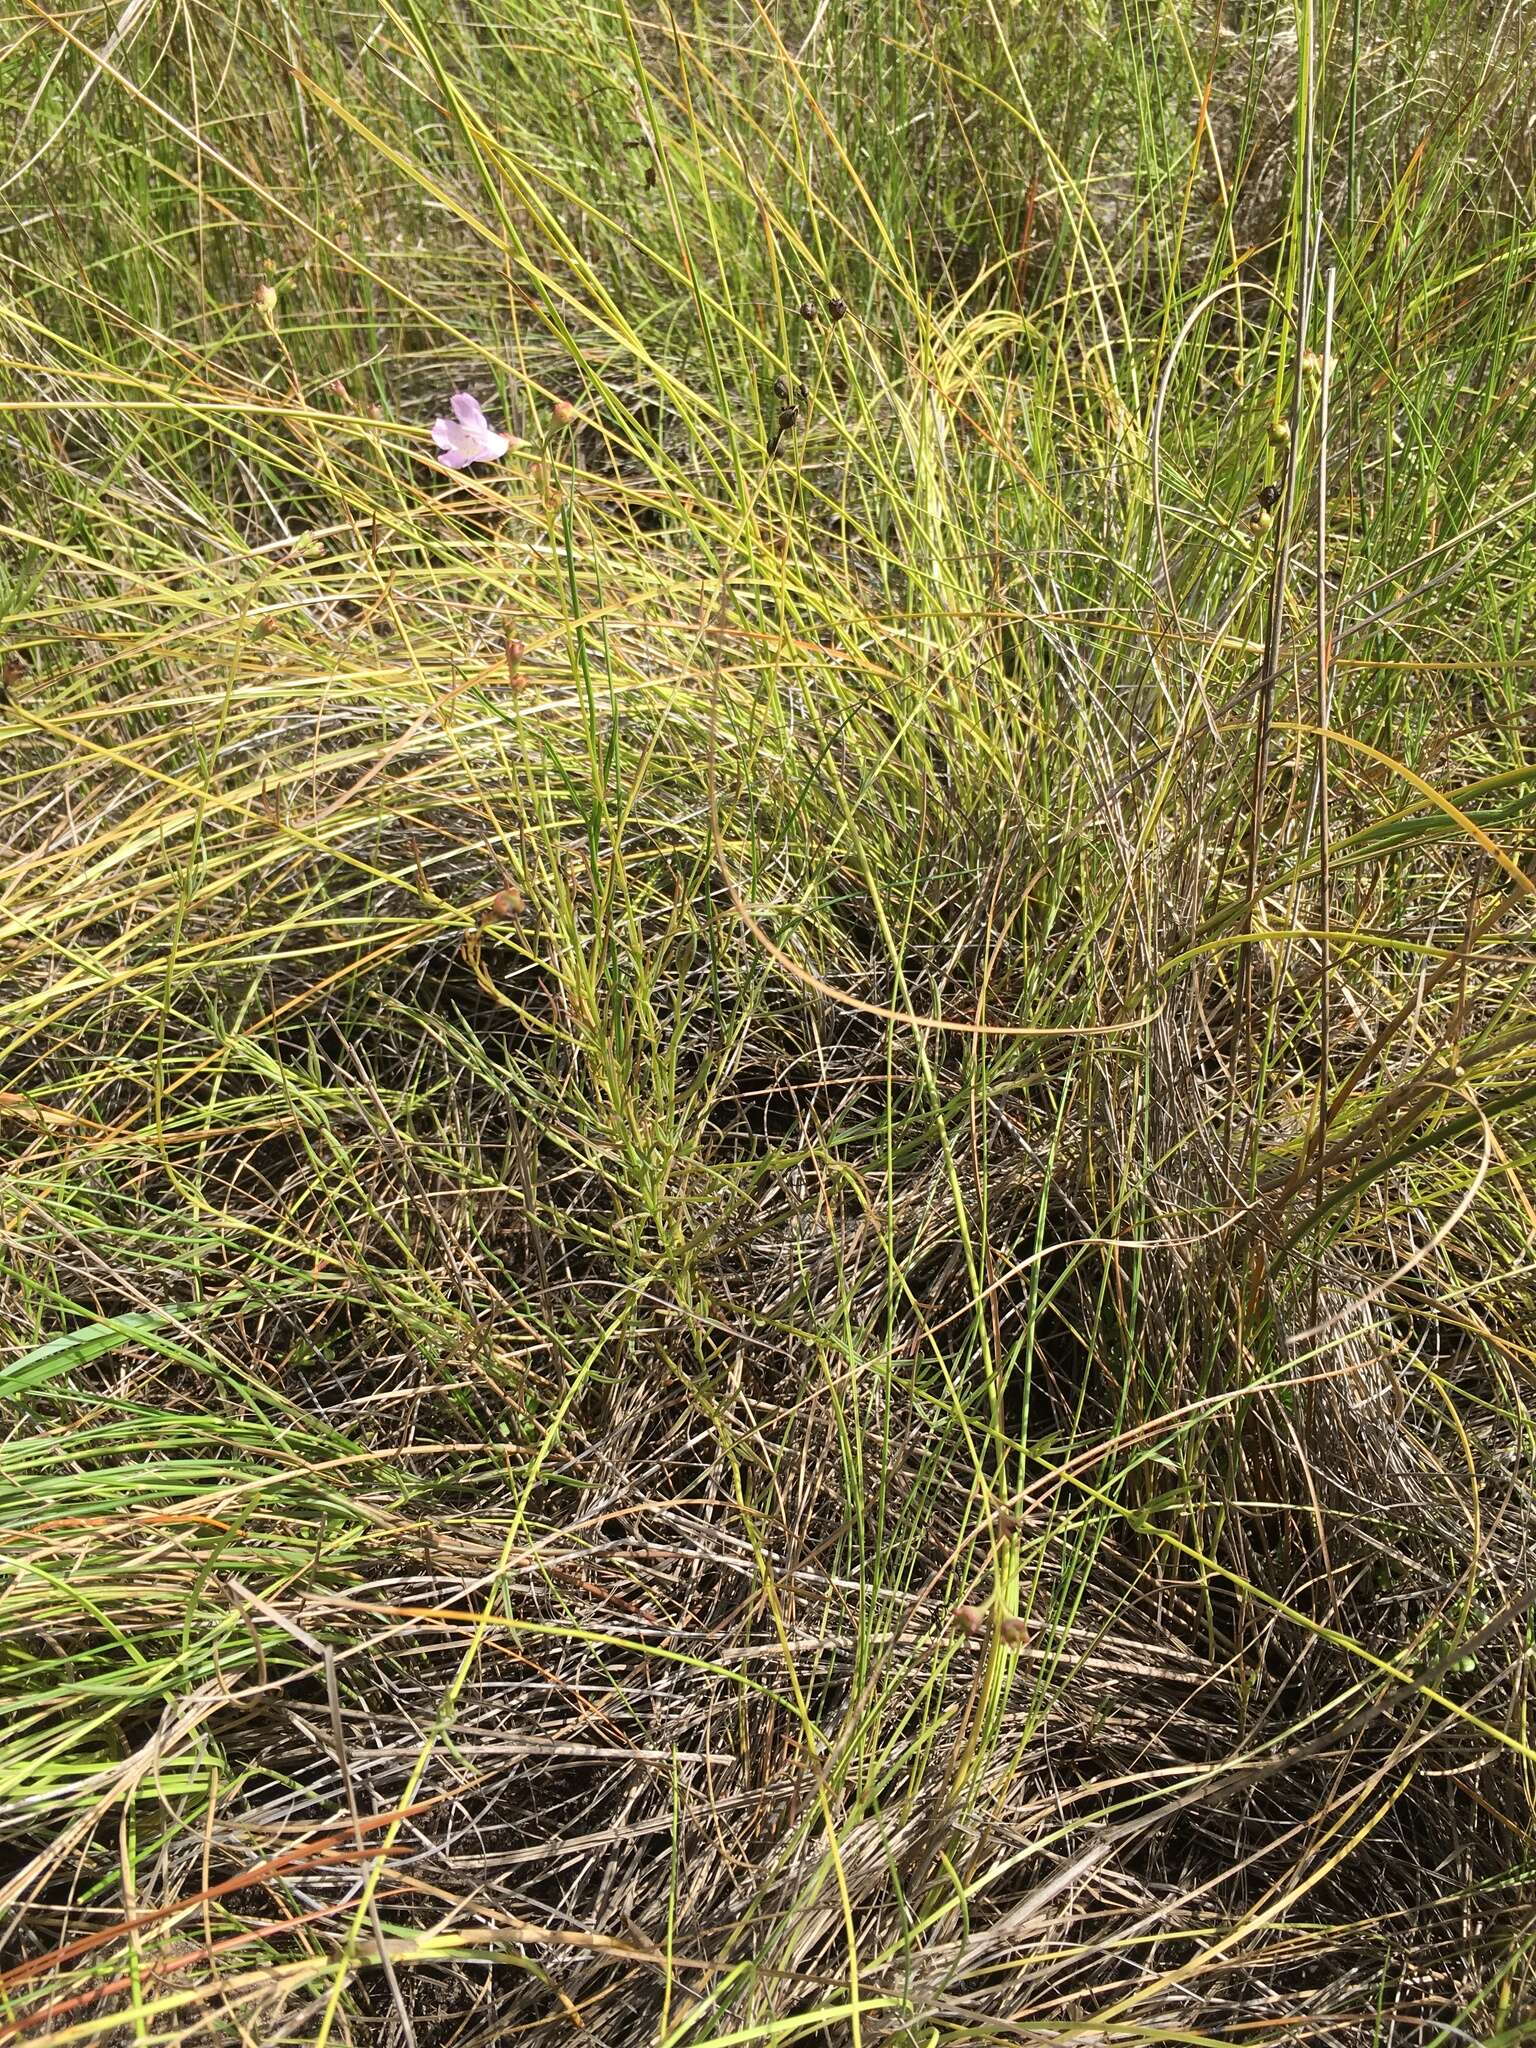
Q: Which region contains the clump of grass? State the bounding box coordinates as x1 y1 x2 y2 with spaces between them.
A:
3 0 1536 2041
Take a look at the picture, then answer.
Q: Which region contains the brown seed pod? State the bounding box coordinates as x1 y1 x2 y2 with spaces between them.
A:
953 1604 989 1638
998 1612 1029 1646
485 885 525 923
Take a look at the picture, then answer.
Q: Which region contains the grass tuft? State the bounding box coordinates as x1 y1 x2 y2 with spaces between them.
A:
4 0 1536 2040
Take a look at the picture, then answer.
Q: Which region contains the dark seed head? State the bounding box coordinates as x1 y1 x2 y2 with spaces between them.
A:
827 296 847 322
1256 481 1282 511
773 374 791 400
797 299 818 321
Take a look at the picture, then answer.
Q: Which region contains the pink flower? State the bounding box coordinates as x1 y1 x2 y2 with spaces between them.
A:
432 391 509 469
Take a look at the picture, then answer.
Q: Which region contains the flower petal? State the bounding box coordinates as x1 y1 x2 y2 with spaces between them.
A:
431 398 509 469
